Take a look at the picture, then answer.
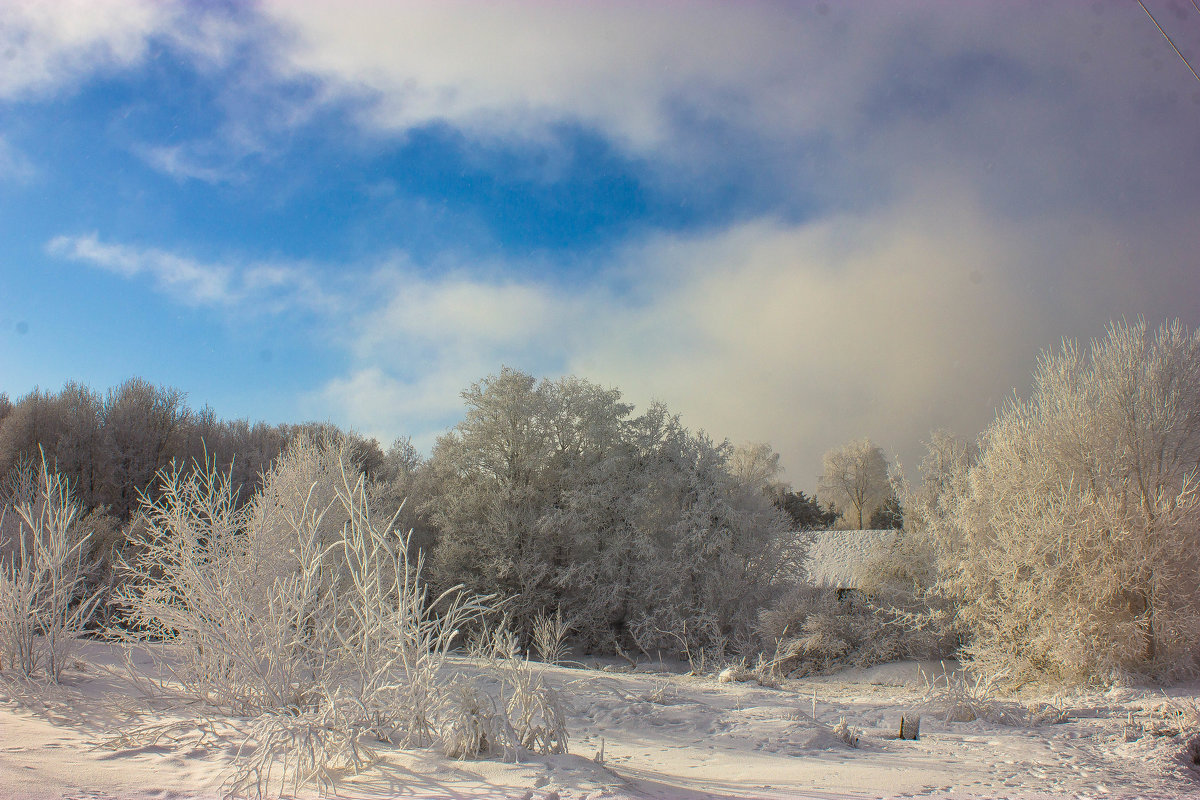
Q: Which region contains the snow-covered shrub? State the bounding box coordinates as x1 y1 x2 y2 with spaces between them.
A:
853 529 939 613
531 608 571 665
495 654 569 755
831 717 862 747
0 459 101 681
1025 700 1072 725
852 430 974 659
114 463 283 712
440 680 509 759
923 320 1200 682
850 527 959 662
115 451 474 786
717 664 751 683
716 654 782 688
751 652 783 688
920 663 1022 725
758 585 931 676
467 611 520 661
640 678 680 704
241 431 358 609
456 612 568 756
113 440 567 795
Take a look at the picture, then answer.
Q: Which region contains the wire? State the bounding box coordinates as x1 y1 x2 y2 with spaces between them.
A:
1138 0 1200 84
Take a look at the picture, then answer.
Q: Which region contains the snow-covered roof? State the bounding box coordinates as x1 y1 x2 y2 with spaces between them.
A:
803 529 897 589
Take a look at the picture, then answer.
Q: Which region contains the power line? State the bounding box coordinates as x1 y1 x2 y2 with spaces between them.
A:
1138 0 1200 84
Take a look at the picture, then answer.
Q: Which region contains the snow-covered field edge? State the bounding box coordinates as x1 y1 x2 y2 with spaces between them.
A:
3 642 1199 800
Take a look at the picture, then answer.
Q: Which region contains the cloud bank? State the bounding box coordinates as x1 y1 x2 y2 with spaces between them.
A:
26 1 1200 486
312 180 1198 484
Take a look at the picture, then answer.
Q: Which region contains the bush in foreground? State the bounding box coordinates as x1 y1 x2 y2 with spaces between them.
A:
916 319 1200 682
113 439 567 796
0 459 101 681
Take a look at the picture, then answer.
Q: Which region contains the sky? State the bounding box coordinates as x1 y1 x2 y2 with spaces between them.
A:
2 0 1199 490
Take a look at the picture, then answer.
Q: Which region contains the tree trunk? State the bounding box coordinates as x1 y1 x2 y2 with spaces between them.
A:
1141 581 1157 664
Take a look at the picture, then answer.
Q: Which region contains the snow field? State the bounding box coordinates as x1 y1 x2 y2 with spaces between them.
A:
3 644 1199 800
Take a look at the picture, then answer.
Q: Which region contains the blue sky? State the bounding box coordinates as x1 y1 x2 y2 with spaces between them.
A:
3 0 1200 488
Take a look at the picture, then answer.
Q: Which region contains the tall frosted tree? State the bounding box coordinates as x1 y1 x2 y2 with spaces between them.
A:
818 438 891 529
729 442 784 492
926 319 1200 680
424 368 797 655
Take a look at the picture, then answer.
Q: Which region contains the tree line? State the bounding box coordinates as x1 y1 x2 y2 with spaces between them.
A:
8 316 1196 683
0 371 832 658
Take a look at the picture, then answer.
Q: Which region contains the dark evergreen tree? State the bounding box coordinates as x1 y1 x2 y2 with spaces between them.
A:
770 488 838 530
868 494 904 529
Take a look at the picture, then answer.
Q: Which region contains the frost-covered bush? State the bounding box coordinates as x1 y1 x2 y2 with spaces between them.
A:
495 654 569 754
758 585 934 676
920 663 1022 725
0 460 101 681
831 717 862 747
923 320 1200 682
440 680 507 759
113 439 568 794
531 608 572 665
241 432 358 602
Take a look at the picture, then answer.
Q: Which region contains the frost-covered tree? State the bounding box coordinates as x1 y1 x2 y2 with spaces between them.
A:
818 438 891 529
927 319 1200 681
50 383 105 511
98 378 191 518
729 442 783 491
0 389 68 481
425 369 797 657
426 370 635 630
618 409 797 656
368 436 437 556
854 431 973 638
0 460 101 681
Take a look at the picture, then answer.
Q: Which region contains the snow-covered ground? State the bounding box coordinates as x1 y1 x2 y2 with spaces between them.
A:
2 643 1198 800
803 530 897 588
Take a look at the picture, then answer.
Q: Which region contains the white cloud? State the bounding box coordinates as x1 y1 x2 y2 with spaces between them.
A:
253 4 1178 150
135 144 242 184
315 367 480 453
0 136 34 182
0 0 173 99
47 233 234 304
258 0 853 150
358 271 570 354
46 233 340 315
